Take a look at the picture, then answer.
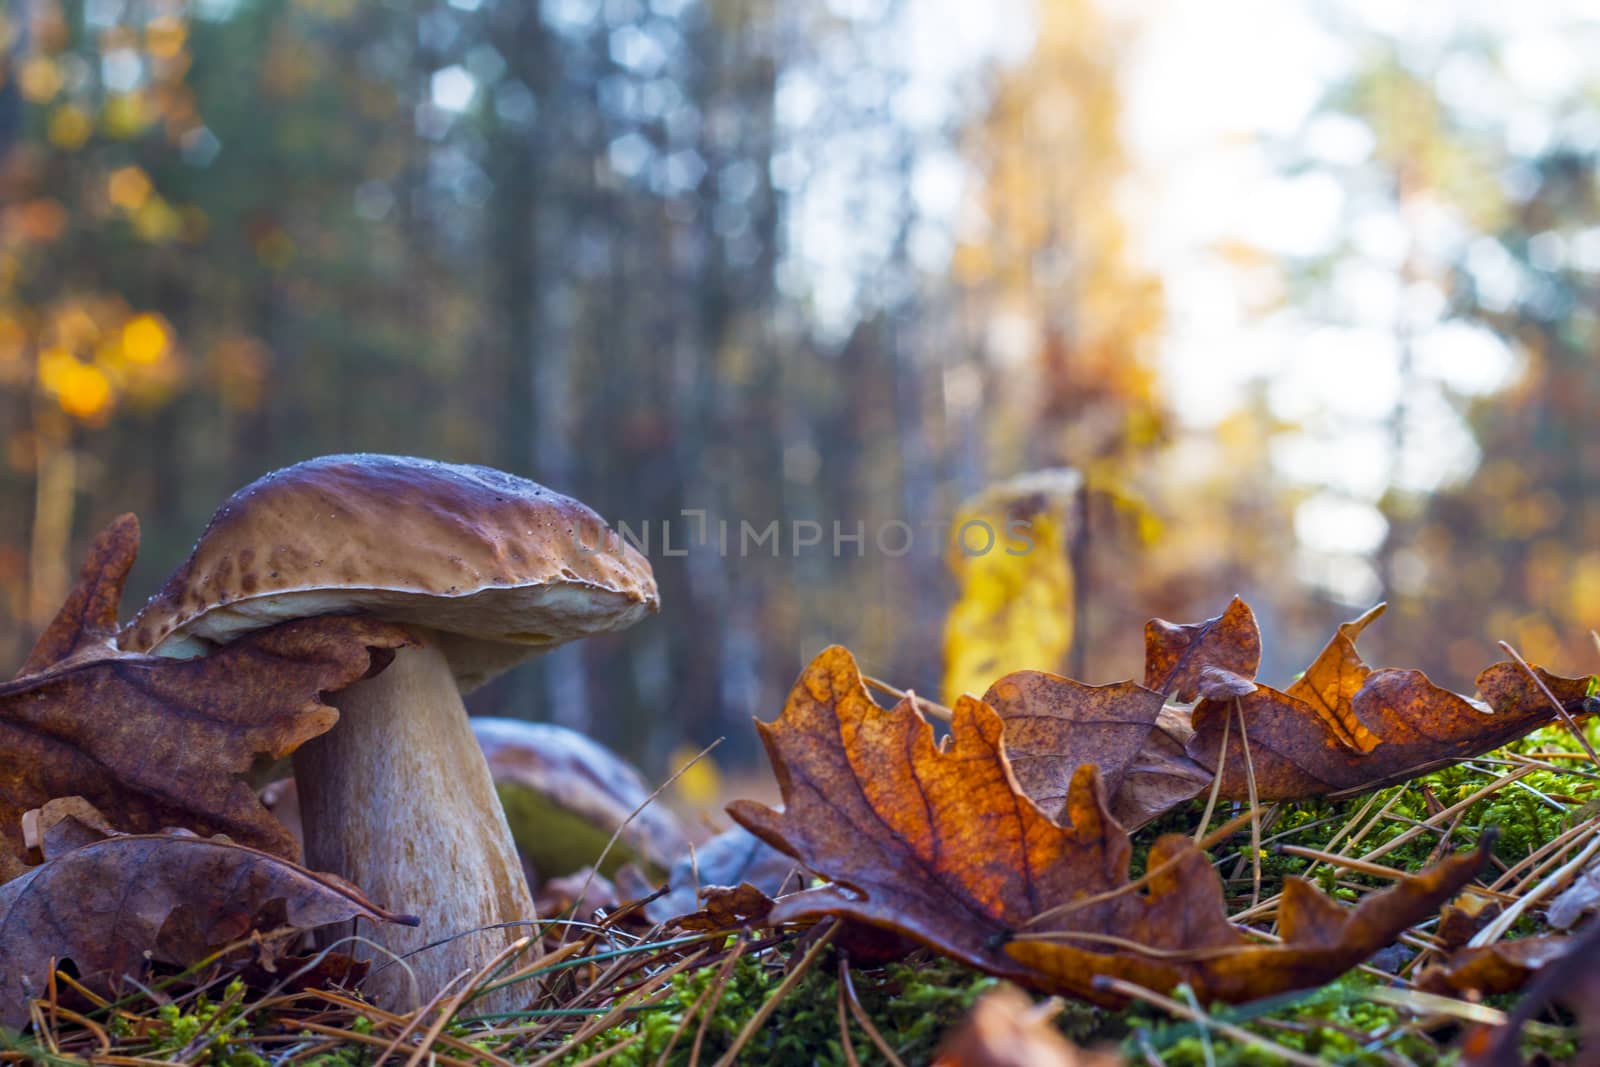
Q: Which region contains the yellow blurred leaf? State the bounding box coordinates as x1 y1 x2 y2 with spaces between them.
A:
101 93 150 139
18 57 62 103
47 105 93 150
121 314 169 365
668 743 722 811
132 198 180 243
144 15 187 60
943 470 1080 705
39 349 113 421
107 167 153 212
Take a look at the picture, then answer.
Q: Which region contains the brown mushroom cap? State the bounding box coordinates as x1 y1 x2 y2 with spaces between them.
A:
121 454 656 689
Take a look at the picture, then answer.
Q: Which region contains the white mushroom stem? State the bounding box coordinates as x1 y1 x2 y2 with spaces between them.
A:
293 632 537 1011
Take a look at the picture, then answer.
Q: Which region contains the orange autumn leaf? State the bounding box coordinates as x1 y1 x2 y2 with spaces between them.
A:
1282 601 1387 751
728 646 1486 1005
0 517 414 880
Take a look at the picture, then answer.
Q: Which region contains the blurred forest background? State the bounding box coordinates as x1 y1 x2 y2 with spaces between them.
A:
2 0 1598 781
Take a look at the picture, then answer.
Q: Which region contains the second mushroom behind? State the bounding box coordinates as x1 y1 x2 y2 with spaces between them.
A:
121 454 658 1010
473 717 689 886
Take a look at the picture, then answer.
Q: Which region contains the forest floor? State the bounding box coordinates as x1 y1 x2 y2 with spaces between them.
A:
6 722 1595 1067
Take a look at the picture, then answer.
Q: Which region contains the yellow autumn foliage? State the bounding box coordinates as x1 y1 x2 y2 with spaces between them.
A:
942 470 1080 705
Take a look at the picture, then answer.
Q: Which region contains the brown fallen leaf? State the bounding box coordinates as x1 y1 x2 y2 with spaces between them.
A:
1107 706 1214 830
1417 935 1574 997
674 882 777 931
0 517 413 879
728 646 1486 1005
1186 606 1597 799
1474 660 1599 721
0 816 415 1026
933 986 1123 1067
1144 596 1260 702
1436 895 1501 949
984 671 1166 816
1466 917 1600 1067
15 513 139 677
1004 776 1487 1005
644 824 800 927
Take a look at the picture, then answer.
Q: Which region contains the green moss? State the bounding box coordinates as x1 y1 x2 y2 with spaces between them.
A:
544 945 995 1066
24 725 1597 1065
134 979 267 1067
497 783 648 879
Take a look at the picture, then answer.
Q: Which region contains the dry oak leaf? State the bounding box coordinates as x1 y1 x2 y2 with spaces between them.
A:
984 671 1166 818
727 646 1486 1005
1186 606 1597 799
0 826 414 1027
1107 706 1214 831
1144 596 1261 702
0 518 413 880
15 513 140 677
984 672 1210 830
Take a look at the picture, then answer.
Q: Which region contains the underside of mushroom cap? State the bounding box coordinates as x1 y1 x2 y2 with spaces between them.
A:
122 454 657 689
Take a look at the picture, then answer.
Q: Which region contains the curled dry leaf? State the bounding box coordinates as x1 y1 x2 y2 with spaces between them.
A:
1465 925 1600 1067
728 647 1486 1005
0 808 415 1027
1417 936 1575 998
1143 596 1260 702
674 882 777 931
0 516 414 880
1186 604 1597 799
933 986 1124 1067
1282 603 1386 750
1109 706 1214 830
645 824 799 927
15 513 140 677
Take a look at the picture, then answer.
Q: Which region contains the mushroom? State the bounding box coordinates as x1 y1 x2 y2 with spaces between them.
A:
472 718 689 885
120 454 657 1008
